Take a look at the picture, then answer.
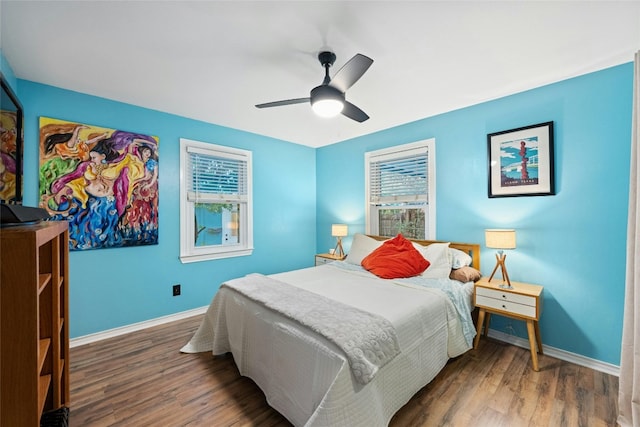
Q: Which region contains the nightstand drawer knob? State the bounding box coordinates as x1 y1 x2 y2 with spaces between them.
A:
502 294 507 299
502 304 507 309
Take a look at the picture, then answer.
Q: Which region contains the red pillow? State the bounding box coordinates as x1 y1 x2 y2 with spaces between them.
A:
361 234 430 279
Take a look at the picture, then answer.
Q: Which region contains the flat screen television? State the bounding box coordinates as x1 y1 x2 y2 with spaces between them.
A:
0 72 23 205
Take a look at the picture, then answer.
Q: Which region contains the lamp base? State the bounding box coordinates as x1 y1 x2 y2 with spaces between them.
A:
487 252 512 288
333 238 345 258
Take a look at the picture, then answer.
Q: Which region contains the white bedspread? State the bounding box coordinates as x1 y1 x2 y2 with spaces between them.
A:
220 273 400 384
181 262 474 427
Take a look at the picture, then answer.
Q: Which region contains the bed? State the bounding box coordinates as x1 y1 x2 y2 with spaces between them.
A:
181 234 481 426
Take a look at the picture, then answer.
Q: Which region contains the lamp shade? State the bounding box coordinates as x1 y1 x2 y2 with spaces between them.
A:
485 229 516 249
331 224 348 237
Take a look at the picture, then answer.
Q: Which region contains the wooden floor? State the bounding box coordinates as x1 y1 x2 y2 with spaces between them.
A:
69 315 619 427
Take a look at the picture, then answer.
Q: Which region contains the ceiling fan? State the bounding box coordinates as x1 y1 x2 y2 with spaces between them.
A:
255 51 374 122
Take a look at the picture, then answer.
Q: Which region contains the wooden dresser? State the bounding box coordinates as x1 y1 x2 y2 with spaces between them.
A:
1 220 70 425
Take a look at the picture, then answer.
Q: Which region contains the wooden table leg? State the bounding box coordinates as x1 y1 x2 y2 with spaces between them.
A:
526 320 540 371
474 309 486 349
484 313 492 336
534 321 543 355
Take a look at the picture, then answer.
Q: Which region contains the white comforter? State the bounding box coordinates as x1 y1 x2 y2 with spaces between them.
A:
181 262 475 427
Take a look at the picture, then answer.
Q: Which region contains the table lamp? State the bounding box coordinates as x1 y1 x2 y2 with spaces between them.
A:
331 224 348 257
485 229 516 289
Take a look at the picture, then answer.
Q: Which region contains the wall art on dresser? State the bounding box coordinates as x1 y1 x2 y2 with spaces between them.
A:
0 74 24 204
39 117 159 250
487 121 555 198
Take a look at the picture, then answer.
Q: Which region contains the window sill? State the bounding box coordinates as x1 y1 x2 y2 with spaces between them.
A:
179 248 253 263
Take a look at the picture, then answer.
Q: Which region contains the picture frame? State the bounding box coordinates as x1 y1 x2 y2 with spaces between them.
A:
487 121 555 198
0 73 24 205
39 117 159 250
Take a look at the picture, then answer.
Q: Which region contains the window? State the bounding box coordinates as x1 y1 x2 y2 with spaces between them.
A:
365 139 435 240
180 138 253 263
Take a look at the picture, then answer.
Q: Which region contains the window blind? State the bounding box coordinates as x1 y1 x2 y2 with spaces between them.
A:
186 147 247 203
368 147 428 205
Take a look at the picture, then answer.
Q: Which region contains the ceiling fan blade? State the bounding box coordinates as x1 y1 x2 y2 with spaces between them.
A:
255 98 310 108
341 101 369 122
329 54 374 93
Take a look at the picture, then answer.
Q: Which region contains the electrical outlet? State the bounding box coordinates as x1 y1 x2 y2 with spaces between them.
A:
173 284 181 296
505 322 515 336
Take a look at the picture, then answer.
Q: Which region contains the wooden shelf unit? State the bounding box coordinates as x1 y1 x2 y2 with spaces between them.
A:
1 220 70 426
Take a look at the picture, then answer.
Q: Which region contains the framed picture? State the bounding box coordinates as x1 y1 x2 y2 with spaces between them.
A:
0 73 24 205
487 121 555 198
38 117 159 251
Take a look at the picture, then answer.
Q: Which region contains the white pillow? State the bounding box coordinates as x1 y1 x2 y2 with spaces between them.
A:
415 242 452 279
345 233 384 265
449 247 472 269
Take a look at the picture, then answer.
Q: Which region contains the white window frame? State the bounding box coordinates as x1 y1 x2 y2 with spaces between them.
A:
365 139 436 239
179 138 253 263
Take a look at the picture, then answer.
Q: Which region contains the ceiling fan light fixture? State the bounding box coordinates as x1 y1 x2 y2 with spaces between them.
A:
310 85 345 118
312 98 344 117
256 51 372 122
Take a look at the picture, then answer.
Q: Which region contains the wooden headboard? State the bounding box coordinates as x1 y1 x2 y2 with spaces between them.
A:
367 235 481 270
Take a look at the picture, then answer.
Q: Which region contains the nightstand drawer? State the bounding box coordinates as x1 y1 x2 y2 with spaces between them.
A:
476 286 536 306
315 256 333 266
475 294 537 318
315 253 346 266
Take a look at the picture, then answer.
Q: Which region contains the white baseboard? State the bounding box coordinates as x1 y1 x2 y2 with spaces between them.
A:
487 329 620 377
70 306 208 348
70 308 620 377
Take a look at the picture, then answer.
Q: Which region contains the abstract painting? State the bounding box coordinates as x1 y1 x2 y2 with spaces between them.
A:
39 117 159 250
0 110 20 203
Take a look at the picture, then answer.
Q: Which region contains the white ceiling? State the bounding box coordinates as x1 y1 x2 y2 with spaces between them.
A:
1 1 639 148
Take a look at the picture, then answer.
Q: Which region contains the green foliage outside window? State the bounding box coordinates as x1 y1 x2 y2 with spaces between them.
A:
378 208 425 239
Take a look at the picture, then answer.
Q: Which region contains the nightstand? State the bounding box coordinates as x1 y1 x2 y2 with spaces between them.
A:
315 253 346 266
473 277 544 371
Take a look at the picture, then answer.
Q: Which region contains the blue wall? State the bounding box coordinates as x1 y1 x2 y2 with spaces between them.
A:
4 45 632 365
15 79 317 338
317 63 633 366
